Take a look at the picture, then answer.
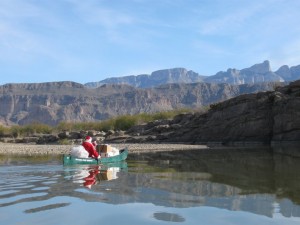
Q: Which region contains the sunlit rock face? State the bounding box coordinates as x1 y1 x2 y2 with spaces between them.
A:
0 81 277 126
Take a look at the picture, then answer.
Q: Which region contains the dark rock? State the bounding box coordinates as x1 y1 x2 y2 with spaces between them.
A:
125 80 300 147
146 136 157 141
105 130 115 137
58 131 69 139
170 124 182 129
87 130 98 137
36 135 59 144
95 131 106 137
69 132 81 139
80 130 88 138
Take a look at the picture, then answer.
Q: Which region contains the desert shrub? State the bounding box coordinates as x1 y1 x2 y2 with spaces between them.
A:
58 138 70 145
56 121 74 132
114 115 137 130
24 107 203 134
2 123 52 138
1 107 203 137
135 113 153 124
79 122 94 131
54 109 194 132
0 125 10 136
23 123 52 135
10 125 21 138
96 119 115 131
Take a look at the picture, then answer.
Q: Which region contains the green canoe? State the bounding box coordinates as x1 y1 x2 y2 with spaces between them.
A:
63 148 128 165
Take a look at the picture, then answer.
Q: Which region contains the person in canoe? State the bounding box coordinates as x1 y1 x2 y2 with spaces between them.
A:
82 136 101 159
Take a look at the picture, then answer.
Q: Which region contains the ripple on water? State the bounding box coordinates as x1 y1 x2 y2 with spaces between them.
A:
0 192 48 206
31 187 50 191
0 190 20 196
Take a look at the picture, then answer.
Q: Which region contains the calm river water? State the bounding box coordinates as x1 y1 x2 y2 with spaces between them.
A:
1 148 300 225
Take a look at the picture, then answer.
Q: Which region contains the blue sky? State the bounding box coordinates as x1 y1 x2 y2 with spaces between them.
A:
1 0 300 85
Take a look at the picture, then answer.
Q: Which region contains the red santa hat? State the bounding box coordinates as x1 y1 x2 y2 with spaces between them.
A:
85 136 92 142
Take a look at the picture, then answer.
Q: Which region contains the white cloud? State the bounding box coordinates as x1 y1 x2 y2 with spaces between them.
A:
67 0 135 29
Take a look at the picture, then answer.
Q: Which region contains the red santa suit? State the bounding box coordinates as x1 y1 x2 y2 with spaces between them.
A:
82 136 99 158
83 167 100 188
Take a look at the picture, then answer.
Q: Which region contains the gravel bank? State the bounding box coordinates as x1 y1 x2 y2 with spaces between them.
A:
0 143 209 155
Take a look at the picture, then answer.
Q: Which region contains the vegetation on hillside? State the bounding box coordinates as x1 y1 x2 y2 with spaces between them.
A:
0 108 202 138
57 108 192 132
0 122 52 138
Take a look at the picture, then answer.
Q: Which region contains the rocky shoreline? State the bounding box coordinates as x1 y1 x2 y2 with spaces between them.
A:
0 143 209 155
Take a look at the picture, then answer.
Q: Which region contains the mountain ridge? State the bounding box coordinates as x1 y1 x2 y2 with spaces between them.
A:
85 60 300 88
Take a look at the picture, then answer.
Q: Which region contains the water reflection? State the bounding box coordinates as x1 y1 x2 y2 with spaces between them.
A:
59 148 300 218
24 203 70 213
124 148 300 218
153 212 185 222
1 148 300 223
67 162 128 189
0 164 67 214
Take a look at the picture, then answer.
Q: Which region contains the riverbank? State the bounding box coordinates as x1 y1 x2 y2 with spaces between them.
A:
0 143 209 155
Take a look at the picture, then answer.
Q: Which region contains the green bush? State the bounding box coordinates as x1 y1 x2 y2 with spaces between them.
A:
56 121 74 132
114 115 137 130
0 125 9 136
10 125 21 138
96 120 115 132
24 123 52 135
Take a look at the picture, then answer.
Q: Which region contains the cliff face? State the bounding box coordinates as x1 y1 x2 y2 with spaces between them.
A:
205 60 284 84
169 80 300 144
126 80 300 145
0 81 279 126
85 68 207 88
85 61 300 88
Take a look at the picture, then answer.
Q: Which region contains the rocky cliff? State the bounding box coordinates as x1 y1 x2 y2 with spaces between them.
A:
0 81 280 126
85 68 207 88
125 80 300 145
85 60 300 88
205 60 284 84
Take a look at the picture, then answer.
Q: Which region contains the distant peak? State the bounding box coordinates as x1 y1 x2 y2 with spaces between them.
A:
246 60 271 74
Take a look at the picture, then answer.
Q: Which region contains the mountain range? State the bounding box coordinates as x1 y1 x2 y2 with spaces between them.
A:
0 60 298 126
85 60 300 88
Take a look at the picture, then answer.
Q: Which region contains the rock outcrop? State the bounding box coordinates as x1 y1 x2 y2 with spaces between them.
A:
125 80 300 146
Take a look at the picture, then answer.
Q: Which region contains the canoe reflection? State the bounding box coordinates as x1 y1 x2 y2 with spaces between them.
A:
71 162 128 189
83 167 100 188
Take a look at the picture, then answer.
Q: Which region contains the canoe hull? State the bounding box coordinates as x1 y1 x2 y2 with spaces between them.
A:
63 148 128 165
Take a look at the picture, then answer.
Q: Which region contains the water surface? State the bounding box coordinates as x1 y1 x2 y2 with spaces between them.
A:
1 148 300 225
